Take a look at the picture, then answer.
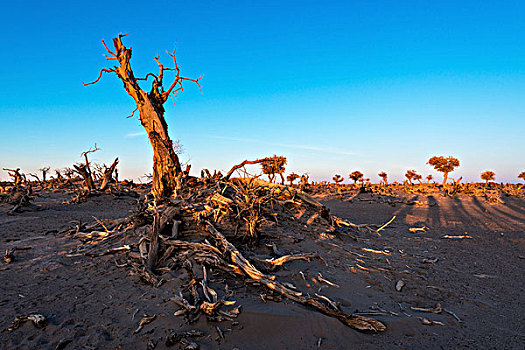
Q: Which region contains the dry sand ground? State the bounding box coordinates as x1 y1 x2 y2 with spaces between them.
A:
0 188 524 349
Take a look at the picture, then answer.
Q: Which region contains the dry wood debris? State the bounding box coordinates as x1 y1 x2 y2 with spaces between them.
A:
441 232 473 239
6 314 47 331
63 176 391 334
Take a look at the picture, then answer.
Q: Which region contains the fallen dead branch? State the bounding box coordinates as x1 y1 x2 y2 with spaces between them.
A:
317 272 340 288
361 248 391 256
419 317 445 326
133 314 157 334
441 233 472 239
410 303 442 313
66 245 130 258
206 222 386 332
409 226 429 233
376 216 396 233
443 308 462 322
260 252 324 271
333 215 396 236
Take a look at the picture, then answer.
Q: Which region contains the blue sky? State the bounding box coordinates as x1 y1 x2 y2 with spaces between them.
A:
1 0 524 183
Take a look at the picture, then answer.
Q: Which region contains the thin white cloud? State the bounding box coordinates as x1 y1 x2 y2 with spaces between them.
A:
207 135 358 156
125 132 147 138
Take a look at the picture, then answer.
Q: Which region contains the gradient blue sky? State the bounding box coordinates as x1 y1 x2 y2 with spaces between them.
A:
1 0 524 183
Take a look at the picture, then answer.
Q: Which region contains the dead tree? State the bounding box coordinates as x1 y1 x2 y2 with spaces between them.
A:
39 167 50 182
201 168 212 179
99 158 119 191
85 34 202 199
28 173 40 183
55 169 63 180
3 168 25 186
73 144 99 192
73 164 95 191
63 168 75 182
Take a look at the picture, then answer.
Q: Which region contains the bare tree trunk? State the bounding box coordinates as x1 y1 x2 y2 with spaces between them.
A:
443 172 449 185
73 164 95 191
99 158 119 191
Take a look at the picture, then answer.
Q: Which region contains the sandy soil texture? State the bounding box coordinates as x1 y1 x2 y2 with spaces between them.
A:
1 188 524 349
